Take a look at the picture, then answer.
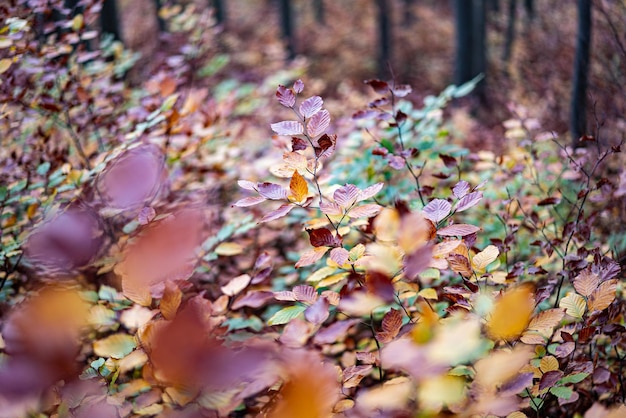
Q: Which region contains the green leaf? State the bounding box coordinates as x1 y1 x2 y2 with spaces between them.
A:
267 305 307 326
36 161 51 176
559 373 589 384
549 386 573 400
224 316 264 332
93 333 136 359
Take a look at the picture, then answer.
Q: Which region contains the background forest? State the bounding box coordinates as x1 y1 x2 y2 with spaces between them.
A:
0 0 625 417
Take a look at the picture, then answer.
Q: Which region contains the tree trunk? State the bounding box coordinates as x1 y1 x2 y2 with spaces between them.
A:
403 0 416 27
571 0 592 146
454 0 474 85
376 0 392 78
279 0 296 60
503 0 516 62
101 0 122 42
314 0 325 25
212 0 226 26
524 0 534 21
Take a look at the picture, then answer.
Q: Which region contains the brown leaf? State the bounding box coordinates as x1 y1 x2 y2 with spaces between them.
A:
377 309 403 343
295 247 329 268
160 281 182 320
293 285 318 304
308 228 341 248
446 253 473 277
587 279 617 312
304 297 330 325
343 365 373 389
527 308 565 331
572 270 600 297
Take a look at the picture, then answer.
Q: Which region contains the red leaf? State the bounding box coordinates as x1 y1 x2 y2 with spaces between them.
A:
437 223 480 237
540 370 564 391
314 134 336 158
366 271 395 303
364 79 389 94
260 204 295 223
538 197 561 206
276 85 295 107
305 297 330 325
308 228 341 247
422 199 452 223
292 137 308 151
271 120 303 136
257 183 287 200
377 308 402 343
307 109 330 137
455 191 483 212
233 196 266 207
334 184 359 208
299 96 323 118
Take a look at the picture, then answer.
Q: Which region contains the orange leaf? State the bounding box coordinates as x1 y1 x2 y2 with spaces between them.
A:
587 279 617 312
487 285 535 341
160 281 182 320
289 170 308 203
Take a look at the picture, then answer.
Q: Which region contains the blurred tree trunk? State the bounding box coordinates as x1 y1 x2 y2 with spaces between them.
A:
454 0 486 96
503 0 516 62
212 0 226 25
524 0 534 21
489 0 500 13
403 0 416 27
101 0 122 41
376 0 391 77
279 0 296 60
154 0 166 32
571 0 592 146
314 0 325 25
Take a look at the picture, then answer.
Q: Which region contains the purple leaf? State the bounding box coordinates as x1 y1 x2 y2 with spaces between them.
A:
357 183 384 202
280 319 312 348
452 180 470 198
276 85 295 107
555 342 575 358
387 155 405 170
539 370 564 391
292 137 308 151
271 120 303 136
293 79 304 93
330 247 350 265
404 245 433 280
334 184 360 208
392 84 412 97
422 199 452 223
348 204 381 219
304 297 330 325
308 228 341 248
320 201 342 216
259 204 295 223
257 183 287 200
138 206 156 225
299 96 323 118
233 196 266 207
364 79 389 94
500 372 535 395
437 223 480 237
293 285 318 304
455 191 483 212
313 319 359 345
307 109 330 137
232 291 274 309
237 180 257 191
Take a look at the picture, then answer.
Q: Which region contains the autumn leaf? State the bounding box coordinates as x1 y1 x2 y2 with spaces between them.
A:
348 203 381 218
299 96 323 118
260 204 295 223
471 245 499 272
423 199 452 223
587 279 617 312
559 292 586 319
334 184 359 208
271 120 303 136
526 308 565 331
437 223 480 237
295 247 329 268
288 170 308 203
276 85 296 107
376 309 403 343
487 285 535 341
307 109 330 137
307 227 341 247
572 270 599 297
455 191 483 212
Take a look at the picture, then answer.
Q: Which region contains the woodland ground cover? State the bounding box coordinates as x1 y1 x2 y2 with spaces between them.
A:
0 1 625 417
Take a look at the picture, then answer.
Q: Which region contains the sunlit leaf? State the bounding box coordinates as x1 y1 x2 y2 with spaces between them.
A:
348 203 381 218
329 247 350 266
267 305 307 326
376 309 403 343
472 245 499 272
160 281 182 320
214 242 244 256
587 279 617 312
257 182 288 200
452 180 470 198
455 191 483 212
526 308 565 331
418 288 438 300
307 109 330 137
233 196 266 207
276 85 296 107
334 184 359 208
357 182 384 201
295 247 329 268
299 96 323 118
487 285 534 341
289 170 308 203
447 253 473 277
474 346 533 390
559 292 586 319
271 120 303 136
221 274 251 296
539 355 559 373
320 201 342 216
93 333 136 359
418 375 466 412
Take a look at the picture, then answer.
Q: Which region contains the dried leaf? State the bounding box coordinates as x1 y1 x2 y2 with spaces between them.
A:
437 223 480 237
320 201 342 216
308 228 341 247
271 120 303 136
257 183 288 200
343 365 372 389
587 279 617 312
93 333 136 359
334 184 360 208
276 85 296 107
572 270 600 297
357 183 384 202
452 181 470 198
540 355 559 373
330 247 350 266
487 285 534 341
293 285 318 304
364 79 389 94
377 309 402 343
527 309 565 331
221 274 251 296
233 196 266 207
304 297 330 325
423 199 452 223
280 319 313 348
447 253 473 277
160 281 182 320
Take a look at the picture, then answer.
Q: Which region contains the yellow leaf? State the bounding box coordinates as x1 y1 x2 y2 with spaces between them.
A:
559 292 586 319
214 242 243 256
471 245 499 272
526 308 565 332
317 272 349 288
417 375 466 412
487 285 534 341
418 288 438 300
93 333 136 359
288 170 308 203
507 412 528 418
0 58 12 74
587 279 617 312
373 208 400 242
474 346 534 390
539 355 559 373
160 281 182 320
